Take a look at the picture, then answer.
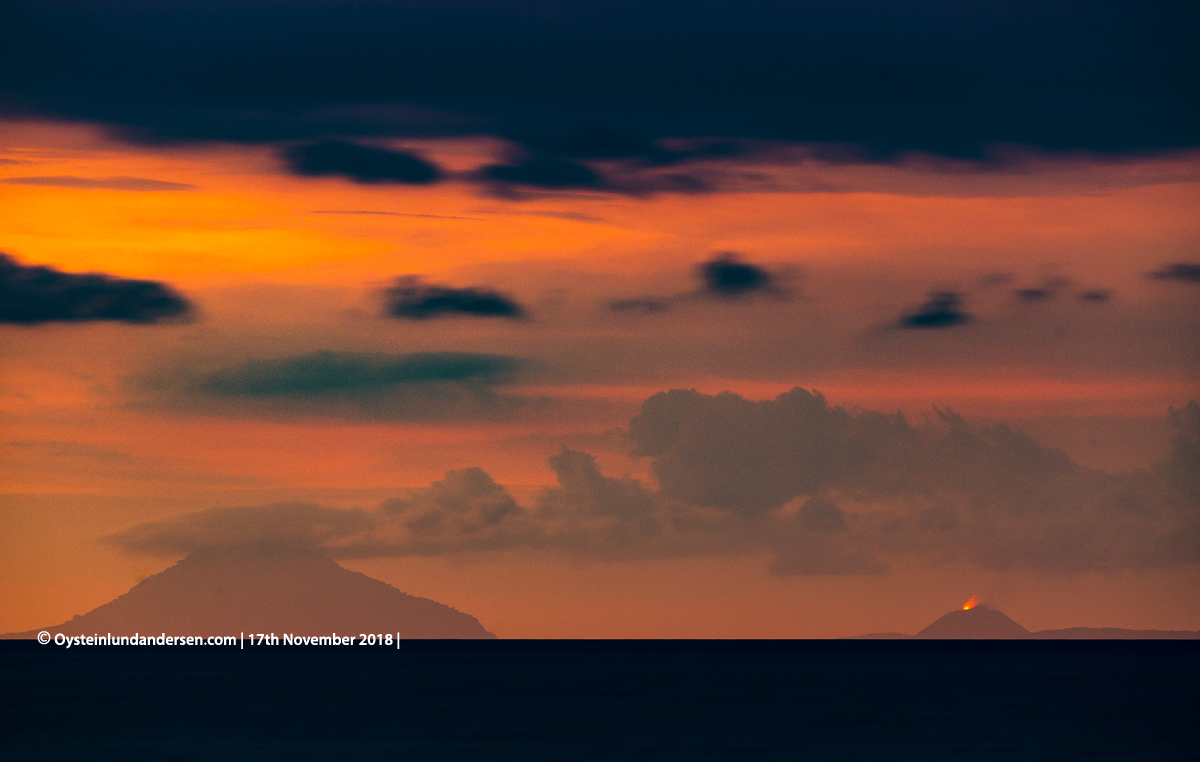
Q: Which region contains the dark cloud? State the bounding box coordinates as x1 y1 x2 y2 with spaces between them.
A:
699 253 776 298
1014 277 1070 302
138 350 532 421
899 291 971 329
383 276 526 320
0 252 193 325
1014 288 1054 302
6 1 1193 161
517 130 744 168
199 351 520 397
0 175 194 191
283 141 440 184
1148 263 1200 283
481 157 604 190
606 253 782 315
1078 289 1113 303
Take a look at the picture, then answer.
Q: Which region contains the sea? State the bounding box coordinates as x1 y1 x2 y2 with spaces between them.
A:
3 639 1197 760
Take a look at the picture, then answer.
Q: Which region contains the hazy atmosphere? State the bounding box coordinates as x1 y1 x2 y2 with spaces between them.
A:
2 0 1198 638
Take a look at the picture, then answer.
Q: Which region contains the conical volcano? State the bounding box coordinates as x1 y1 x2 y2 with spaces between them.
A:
4 546 494 639
915 604 1030 639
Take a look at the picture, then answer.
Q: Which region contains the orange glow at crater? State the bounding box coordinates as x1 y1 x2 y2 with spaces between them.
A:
962 597 979 611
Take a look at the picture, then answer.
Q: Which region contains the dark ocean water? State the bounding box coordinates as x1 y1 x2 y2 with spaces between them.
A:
2 640 1197 761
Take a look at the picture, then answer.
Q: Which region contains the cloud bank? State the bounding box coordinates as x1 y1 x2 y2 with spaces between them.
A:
4 1 1195 164
110 391 1200 575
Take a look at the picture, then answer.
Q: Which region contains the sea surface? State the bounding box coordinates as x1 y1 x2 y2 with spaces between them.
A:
2 640 1197 760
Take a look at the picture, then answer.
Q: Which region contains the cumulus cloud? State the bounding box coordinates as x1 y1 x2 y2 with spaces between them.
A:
899 291 971 329
283 141 441 184
0 253 193 325
0 175 195 191
108 389 1200 576
383 277 526 320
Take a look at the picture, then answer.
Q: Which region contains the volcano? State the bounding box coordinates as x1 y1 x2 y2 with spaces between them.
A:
914 604 1030 639
3 547 494 639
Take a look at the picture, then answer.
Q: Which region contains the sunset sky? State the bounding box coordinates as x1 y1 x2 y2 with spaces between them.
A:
2 0 1198 638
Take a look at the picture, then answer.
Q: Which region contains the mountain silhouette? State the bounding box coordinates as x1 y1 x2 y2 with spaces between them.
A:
3 547 494 639
914 605 1031 639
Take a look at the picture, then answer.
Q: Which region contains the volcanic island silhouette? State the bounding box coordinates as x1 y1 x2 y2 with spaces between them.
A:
3 546 494 640
856 601 1199 640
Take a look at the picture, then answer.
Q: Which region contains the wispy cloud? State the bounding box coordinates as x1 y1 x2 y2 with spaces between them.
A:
1 175 194 191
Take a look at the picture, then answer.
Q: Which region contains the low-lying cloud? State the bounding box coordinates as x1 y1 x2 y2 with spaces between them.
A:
109 391 1200 576
0 253 193 325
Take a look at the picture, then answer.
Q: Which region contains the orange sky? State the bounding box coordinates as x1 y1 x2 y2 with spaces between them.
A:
2 120 1199 637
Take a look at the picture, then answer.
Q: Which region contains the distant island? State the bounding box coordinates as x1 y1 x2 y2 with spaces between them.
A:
855 603 1200 640
2 547 495 640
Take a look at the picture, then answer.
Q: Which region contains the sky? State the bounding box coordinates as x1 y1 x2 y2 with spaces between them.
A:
1 0 1198 638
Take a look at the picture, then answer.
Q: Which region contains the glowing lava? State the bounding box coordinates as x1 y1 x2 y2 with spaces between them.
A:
962 597 979 610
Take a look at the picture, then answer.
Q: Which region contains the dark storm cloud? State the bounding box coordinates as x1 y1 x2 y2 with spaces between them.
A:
107 389 1200 575
1148 263 1200 283
0 252 192 325
383 277 526 320
3 1 1195 160
0 175 194 191
199 351 520 397
283 141 440 184
899 291 971 329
